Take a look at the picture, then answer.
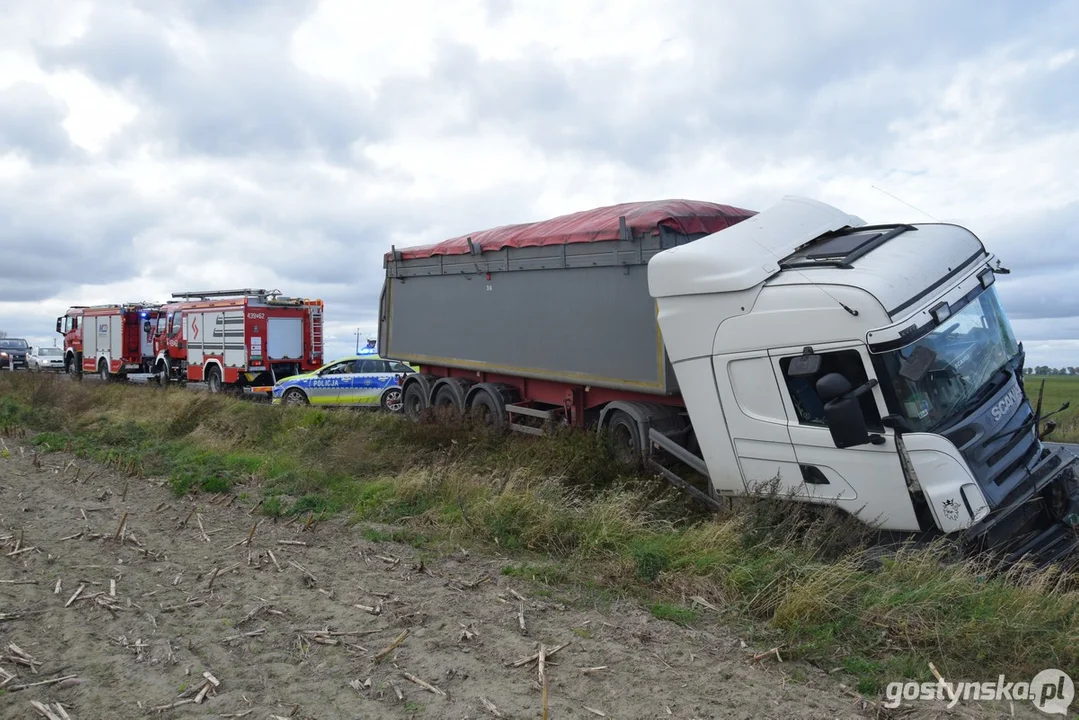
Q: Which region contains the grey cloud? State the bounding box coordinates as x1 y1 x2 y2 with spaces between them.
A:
36 1 376 160
0 172 161 301
979 201 1079 275
142 0 321 31
1011 316 1079 345
384 0 1079 170
995 272 1079 322
0 82 79 161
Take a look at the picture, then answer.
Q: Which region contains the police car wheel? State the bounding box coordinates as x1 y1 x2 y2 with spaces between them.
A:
381 388 403 413
283 389 308 406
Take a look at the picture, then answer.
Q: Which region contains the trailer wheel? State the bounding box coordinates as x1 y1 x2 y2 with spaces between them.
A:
468 386 509 429
432 384 461 414
403 382 427 421
206 366 222 394
606 410 643 467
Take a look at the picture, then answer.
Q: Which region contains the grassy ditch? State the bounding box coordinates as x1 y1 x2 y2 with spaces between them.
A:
1 372 1077 696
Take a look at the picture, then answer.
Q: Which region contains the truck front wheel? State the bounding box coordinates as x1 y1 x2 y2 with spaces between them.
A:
606 410 643 467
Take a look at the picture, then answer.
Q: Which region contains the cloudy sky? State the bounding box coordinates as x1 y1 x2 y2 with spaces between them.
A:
1 0 1077 368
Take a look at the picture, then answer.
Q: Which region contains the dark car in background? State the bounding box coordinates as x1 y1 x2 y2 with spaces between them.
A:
0 338 30 370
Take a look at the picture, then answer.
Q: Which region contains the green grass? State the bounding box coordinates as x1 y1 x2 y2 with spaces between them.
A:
2 372 1078 698
1024 374 1079 442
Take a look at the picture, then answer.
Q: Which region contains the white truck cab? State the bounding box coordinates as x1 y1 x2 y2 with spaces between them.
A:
649 196 1078 558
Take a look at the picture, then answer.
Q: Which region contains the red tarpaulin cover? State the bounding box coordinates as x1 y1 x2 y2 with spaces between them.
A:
386 199 757 261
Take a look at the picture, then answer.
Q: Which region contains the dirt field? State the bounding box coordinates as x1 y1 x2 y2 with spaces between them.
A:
0 436 1046 720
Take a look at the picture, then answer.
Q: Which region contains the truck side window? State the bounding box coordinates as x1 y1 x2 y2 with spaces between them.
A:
780 350 883 432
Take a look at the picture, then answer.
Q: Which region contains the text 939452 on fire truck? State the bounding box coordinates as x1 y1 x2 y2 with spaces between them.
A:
58 289 325 393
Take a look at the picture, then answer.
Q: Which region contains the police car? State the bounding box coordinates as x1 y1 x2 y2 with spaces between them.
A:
268 350 417 411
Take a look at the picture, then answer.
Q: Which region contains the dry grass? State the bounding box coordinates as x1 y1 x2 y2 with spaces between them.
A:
2 371 1077 695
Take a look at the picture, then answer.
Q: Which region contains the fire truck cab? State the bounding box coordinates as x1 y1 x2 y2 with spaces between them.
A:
56 306 88 376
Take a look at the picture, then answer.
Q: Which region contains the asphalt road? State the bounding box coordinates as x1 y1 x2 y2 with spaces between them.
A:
1047 441 1079 456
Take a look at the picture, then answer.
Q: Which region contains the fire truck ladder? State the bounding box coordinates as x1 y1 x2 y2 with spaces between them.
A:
171 289 271 300
309 304 324 362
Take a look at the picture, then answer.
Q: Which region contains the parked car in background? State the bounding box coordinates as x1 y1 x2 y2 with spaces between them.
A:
0 338 29 370
29 346 65 372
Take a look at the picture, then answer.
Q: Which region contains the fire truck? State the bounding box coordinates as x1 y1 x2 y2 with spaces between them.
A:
149 289 325 393
55 302 162 380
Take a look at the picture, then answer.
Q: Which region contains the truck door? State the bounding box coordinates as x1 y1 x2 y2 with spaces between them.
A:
712 351 807 499
769 342 921 531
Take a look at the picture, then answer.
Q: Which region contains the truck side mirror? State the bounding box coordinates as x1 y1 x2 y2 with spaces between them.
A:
55 318 62 333
815 372 873 448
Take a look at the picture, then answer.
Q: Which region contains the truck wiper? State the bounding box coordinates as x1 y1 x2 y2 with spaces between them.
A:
948 367 1009 423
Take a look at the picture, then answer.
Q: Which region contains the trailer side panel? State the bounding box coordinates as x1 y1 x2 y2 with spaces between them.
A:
387 261 674 393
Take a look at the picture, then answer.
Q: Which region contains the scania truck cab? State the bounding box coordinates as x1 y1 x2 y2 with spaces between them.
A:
648 196 1078 561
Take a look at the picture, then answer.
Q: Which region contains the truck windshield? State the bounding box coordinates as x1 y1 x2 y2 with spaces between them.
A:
874 285 1020 433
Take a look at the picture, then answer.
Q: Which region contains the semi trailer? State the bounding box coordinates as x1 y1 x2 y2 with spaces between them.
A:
379 195 1079 561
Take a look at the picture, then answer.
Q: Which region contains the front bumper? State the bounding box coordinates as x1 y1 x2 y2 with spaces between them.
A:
243 385 275 402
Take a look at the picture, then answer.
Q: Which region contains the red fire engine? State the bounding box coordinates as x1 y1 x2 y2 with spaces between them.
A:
55 302 162 380
150 289 324 392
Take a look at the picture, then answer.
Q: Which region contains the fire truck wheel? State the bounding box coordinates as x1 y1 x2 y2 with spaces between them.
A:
205 366 222 393
98 361 109 383
283 388 309 406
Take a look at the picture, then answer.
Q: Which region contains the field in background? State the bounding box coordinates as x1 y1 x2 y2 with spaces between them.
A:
1 371 1077 700
1025 374 1079 442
